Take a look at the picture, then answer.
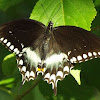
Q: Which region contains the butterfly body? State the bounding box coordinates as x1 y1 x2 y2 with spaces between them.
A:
0 19 100 95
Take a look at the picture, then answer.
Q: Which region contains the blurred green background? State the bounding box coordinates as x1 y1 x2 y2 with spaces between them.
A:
0 0 100 100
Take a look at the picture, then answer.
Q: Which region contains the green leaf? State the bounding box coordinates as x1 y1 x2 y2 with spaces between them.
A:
71 69 81 85
0 0 23 11
2 53 17 75
0 78 15 88
94 0 100 7
0 78 15 85
30 0 97 30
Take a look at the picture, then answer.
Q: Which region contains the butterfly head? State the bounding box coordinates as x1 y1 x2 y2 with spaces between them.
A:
46 21 54 32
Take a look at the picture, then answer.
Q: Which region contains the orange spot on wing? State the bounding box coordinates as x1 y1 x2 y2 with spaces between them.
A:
37 67 45 72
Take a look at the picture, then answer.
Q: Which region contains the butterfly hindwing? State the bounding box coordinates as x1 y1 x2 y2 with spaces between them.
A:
17 55 37 84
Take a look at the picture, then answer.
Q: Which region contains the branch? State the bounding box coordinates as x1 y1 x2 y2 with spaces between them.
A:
14 75 42 100
0 87 15 97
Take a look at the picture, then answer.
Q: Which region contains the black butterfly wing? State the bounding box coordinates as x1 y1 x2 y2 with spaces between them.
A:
0 19 46 85
0 19 45 54
53 26 100 63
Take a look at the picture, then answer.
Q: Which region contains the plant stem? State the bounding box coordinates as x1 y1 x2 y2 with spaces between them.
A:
0 87 15 97
14 75 42 100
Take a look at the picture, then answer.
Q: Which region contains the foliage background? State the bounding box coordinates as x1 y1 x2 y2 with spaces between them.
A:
0 0 100 100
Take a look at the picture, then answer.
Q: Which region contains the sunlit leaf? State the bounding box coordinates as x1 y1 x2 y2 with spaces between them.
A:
0 78 15 85
2 53 17 75
30 0 97 30
71 69 81 85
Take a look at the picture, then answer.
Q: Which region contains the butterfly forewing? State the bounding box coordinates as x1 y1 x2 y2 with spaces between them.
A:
0 19 45 52
53 26 100 63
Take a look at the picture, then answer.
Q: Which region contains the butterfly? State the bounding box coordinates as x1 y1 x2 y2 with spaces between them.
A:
0 19 100 95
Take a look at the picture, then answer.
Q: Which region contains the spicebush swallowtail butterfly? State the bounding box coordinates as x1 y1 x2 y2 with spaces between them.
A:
0 19 100 95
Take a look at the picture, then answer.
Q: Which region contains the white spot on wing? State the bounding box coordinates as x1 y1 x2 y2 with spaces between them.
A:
93 52 97 56
18 67 21 71
70 58 74 63
30 71 35 78
6 42 11 47
21 43 24 48
77 55 82 61
68 51 71 56
19 59 23 65
14 48 19 54
88 52 92 57
22 74 25 82
18 53 22 57
21 66 26 72
98 52 100 55
3 39 7 43
72 57 77 62
49 74 56 89
56 71 63 78
63 66 69 72
10 45 14 50
25 71 30 78
44 73 50 79
85 59 88 61
63 66 69 78
0 37 4 41
9 30 12 34
83 54 88 59
84 46 86 48
74 48 76 51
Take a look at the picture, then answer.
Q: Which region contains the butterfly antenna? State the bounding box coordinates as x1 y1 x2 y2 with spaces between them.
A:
41 4 49 19
50 4 61 21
